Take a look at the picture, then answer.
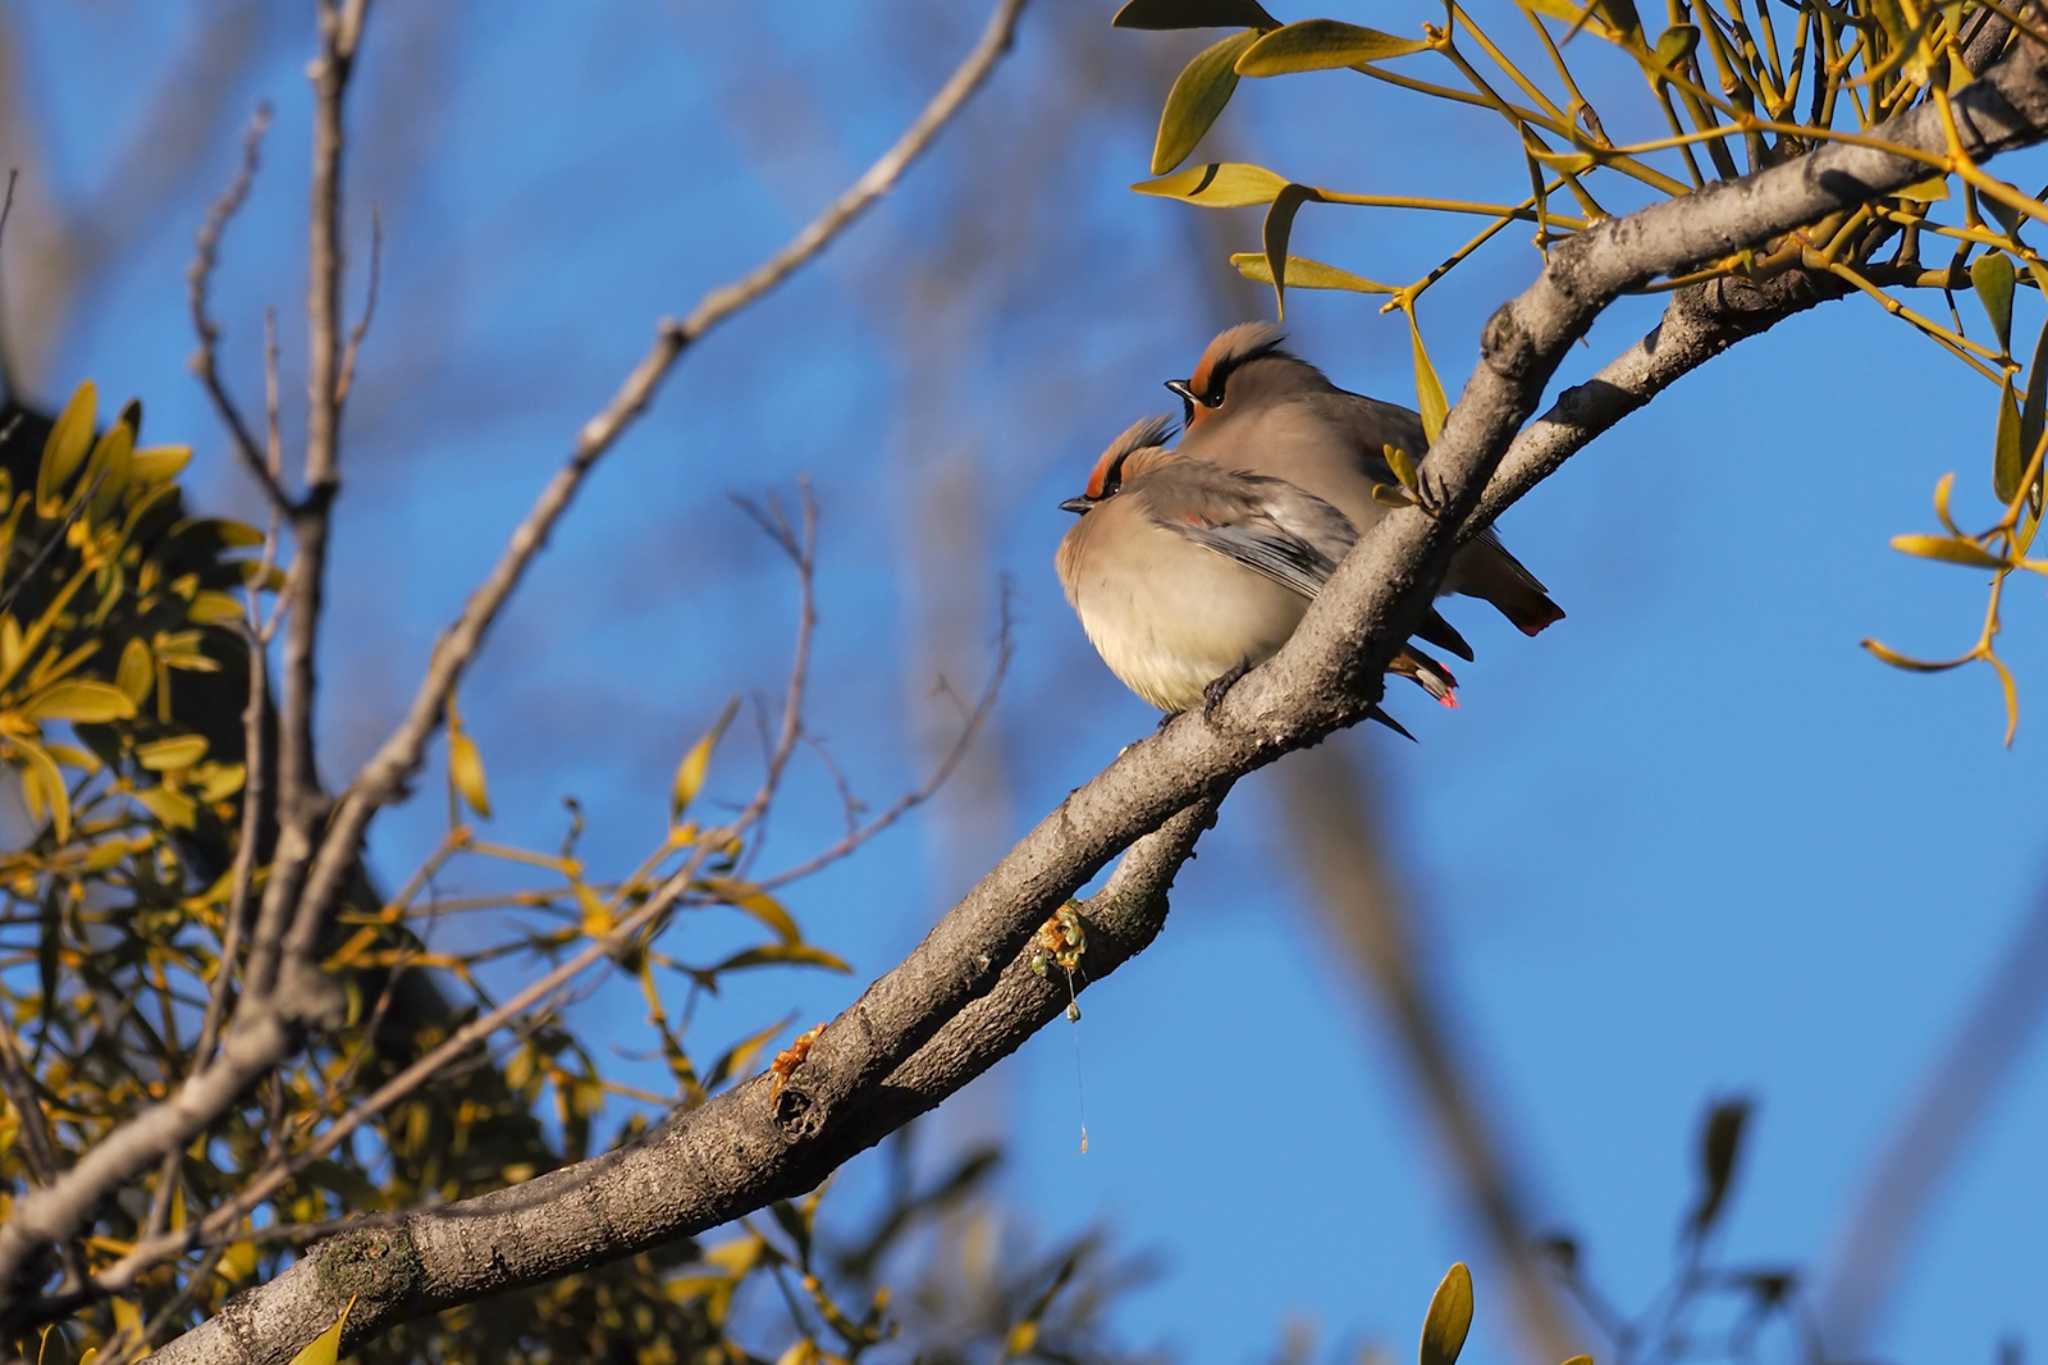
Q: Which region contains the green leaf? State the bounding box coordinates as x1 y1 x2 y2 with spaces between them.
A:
1229 252 1398 294
1889 533 2009 569
19 680 139 723
285 1297 354 1365
1236 19 1429 75
1152 29 1261 175
36 380 97 515
129 444 193 485
672 697 739 822
82 420 134 520
2021 313 2048 511
1654 23 1699 63
450 731 492 820
136 784 199 830
1419 1262 1474 1365
1131 161 1290 208
1892 174 1950 203
15 740 69 842
137 735 209 772
711 943 853 975
189 591 245 625
1405 310 1450 447
115 638 153 704
1384 443 1420 494
704 1012 797 1091
1261 183 1324 318
1112 0 1279 30
698 878 802 944
1971 253 2018 353
1995 378 2024 503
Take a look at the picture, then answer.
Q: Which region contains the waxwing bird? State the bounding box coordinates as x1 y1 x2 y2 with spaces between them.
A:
1054 415 1457 730
1168 322 1565 640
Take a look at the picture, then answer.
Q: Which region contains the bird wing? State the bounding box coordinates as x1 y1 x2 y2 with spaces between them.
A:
1310 389 1430 479
1148 473 1357 601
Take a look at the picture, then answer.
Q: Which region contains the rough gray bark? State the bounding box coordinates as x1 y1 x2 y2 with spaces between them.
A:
147 31 2048 1364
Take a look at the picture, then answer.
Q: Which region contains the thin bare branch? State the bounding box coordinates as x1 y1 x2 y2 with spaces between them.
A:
186 102 291 518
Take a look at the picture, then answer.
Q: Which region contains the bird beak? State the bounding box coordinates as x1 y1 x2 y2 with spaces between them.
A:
1163 379 1199 406
1058 497 1092 516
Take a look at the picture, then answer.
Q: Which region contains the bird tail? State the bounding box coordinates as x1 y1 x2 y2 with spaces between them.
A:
1391 644 1459 708
1452 529 1564 636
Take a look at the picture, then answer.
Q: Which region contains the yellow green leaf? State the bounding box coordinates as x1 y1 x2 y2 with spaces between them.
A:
672 697 739 822
110 1297 142 1341
711 943 853 975
41 742 99 772
136 785 199 831
1889 533 2008 569
1384 443 1420 494
704 1012 796 1090
188 591 245 625
1654 23 1699 62
1236 19 1429 76
1405 309 1450 448
698 877 801 943
81 420 133 521
1861 637 1971 671
36 381 97 516
19 680 139 724
285 1294 355 1365
130 445 193 485
1892 174 1950 203
14 740 69 842
1971 253 2018 354
1131 161 1290 208
1112 0 1278 29
1261 183 1323 318
1229 252 1398 294
449 731 492 819
137 735 209 772
216 1241 260 1285
1419 1261 1474 1365
1152 29 1261 175
1995 378 2024 504
0 616 22 677
196 762 247 802
115 638 154 704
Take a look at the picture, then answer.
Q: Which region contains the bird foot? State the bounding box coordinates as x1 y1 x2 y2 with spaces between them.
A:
1414 467 1451 521
1202 661 1252 721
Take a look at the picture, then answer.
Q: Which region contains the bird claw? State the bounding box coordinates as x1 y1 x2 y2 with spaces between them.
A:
1202 661 1251 721
1414 468 1451 521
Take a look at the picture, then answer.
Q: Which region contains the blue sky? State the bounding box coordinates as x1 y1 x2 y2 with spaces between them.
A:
7 3 2046 1361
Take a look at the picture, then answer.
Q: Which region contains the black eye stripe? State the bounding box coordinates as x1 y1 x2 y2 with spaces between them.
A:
1102 449 1132 496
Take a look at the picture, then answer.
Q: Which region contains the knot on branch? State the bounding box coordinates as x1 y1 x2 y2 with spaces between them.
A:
1479 302 1538 381
314 1222 422 1308
772 1082 825 1142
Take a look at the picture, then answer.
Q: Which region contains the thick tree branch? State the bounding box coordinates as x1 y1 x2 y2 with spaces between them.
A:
142 26 2048 1362
150 797 1223 1362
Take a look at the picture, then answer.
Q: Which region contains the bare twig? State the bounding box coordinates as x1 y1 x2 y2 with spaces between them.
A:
334 208 380 404
186 102 291 518
759 598 1011 892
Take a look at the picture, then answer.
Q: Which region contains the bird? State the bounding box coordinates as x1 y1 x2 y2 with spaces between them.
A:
1054 414 1458 732
1166 322 1564 648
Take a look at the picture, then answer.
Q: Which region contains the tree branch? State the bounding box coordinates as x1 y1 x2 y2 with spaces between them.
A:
121 24 2048 1362
149 797 1223 1363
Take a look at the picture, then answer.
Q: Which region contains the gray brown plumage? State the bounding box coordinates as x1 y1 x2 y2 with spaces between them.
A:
1054 416 1457 721
1168 322 1564 642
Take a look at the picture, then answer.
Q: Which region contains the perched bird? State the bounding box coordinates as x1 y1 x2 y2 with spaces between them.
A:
1167 322 1564 648
1054 415 1458 728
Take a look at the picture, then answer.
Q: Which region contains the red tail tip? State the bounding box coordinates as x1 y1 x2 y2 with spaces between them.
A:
1438 690 1459 710
1516 603 1567 637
